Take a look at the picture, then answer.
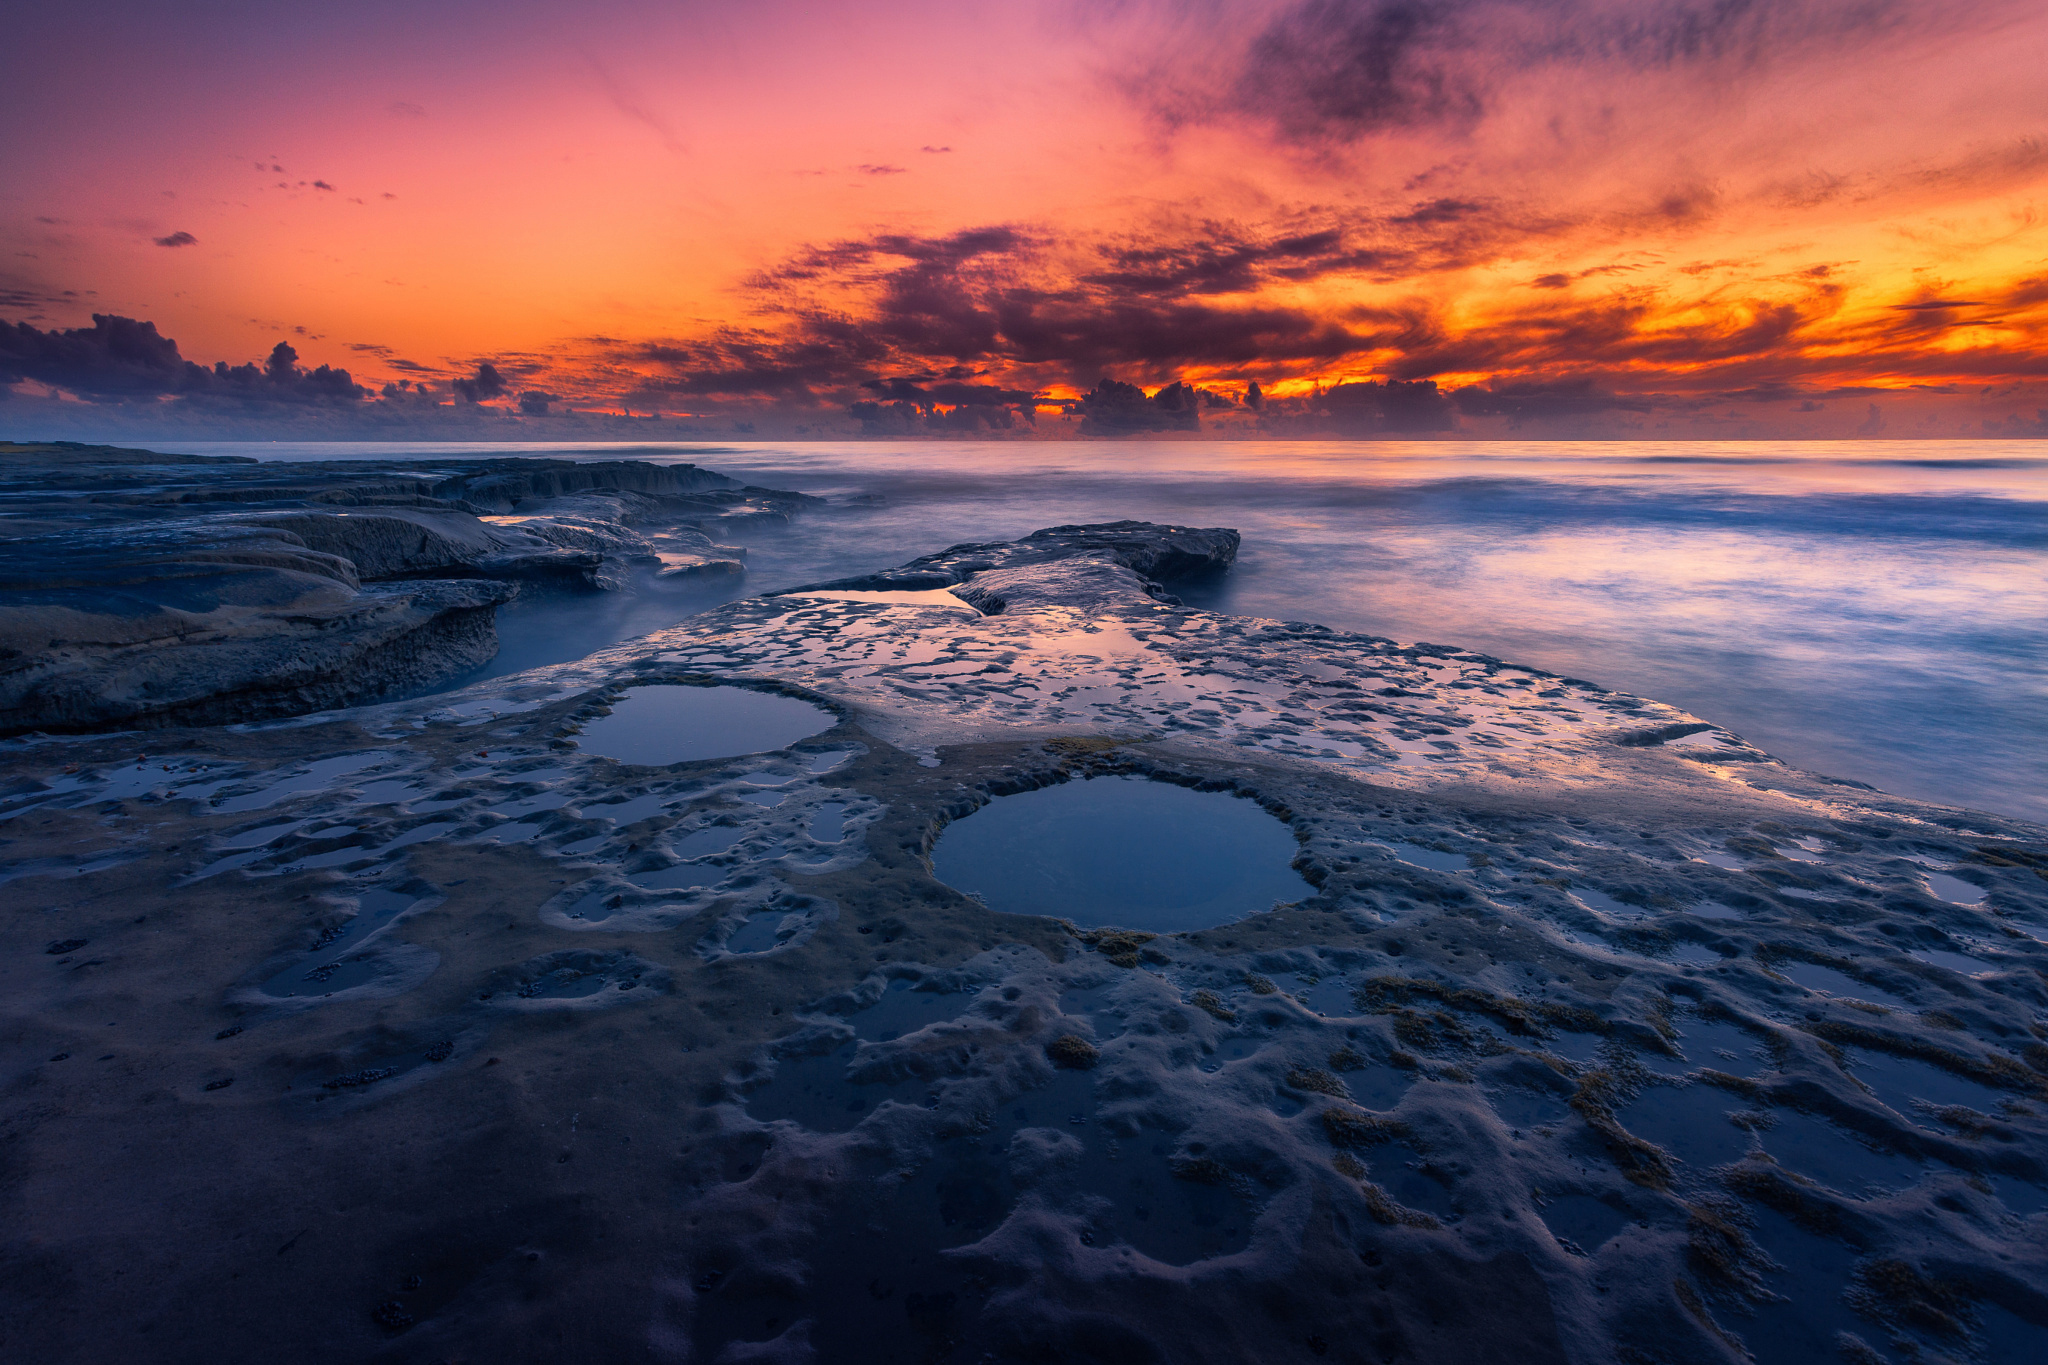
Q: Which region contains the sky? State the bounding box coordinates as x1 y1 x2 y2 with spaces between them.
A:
3 0 2048 440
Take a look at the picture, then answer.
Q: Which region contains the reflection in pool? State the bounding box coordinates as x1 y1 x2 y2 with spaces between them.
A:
575 685 835 765
930 774 1311 930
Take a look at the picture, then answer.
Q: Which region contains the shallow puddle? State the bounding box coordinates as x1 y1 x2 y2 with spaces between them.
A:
809 802 848 842
1669 1016 1773 1077
580 792 680 826
575 685 836 765
1909 946 1996 975
1758 1113 1927 1196
630 863 713 891
724 912 797 953
1738 1207 1864 1365
1775 960 1911 1008
1369 841 1470 872
850 980 968 1041
1618 1082 1759 1170
1923 871 1985 904
213 753 390 814
1844 1048 2010 1117
260 889 416 998
930 775 1311 930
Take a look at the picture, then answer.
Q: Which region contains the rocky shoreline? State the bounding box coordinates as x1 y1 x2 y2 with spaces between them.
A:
0 443 815 733
1 477 2044 1363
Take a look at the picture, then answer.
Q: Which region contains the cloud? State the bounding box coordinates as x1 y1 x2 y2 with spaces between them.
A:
1077 378 1201 435
1234 0 1481 140
584 54 688 154
388 101 427 118
1137 0 1938 148
450 362 508 403
153 231 197 247
858 164 908 175
1890 298 1982 311
1451 376 1647 421
860 377 1037 407
0 315 365 405
920 145 953 153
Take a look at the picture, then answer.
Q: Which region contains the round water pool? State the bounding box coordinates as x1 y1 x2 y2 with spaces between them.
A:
930 774 1310 930
575 685 836 765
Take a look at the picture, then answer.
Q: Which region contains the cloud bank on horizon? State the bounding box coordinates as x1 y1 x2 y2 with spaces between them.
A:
3 0 2047 440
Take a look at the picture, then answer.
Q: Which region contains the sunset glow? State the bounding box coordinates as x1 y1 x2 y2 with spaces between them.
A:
6 0 2048 437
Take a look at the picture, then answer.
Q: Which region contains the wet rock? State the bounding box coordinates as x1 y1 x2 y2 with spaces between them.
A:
0 449 811 734
784 519 1238 603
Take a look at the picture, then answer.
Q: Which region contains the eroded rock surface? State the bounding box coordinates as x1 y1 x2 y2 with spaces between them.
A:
2 518 2043 1364
0 444 810 733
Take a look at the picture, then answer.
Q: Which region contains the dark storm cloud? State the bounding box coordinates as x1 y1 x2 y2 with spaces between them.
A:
1148 0 1918 146
153 231 197 247
0 314 366 404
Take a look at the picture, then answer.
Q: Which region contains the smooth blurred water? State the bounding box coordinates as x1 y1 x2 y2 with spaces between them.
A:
180 439 2048 822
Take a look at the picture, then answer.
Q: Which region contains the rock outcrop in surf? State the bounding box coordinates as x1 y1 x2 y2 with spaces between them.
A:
0 443 814 733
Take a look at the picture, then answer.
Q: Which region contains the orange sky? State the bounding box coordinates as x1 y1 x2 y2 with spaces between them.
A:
4 0 2048 438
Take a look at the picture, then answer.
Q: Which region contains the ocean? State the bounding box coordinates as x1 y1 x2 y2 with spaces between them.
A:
177 438 2048 823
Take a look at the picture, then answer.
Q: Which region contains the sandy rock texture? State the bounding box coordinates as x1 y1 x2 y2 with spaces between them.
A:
0 444 810 734
1 517 2044 1364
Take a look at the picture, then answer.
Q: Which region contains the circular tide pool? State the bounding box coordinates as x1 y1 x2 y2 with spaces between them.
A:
931 774 1311 931
574 685 836 765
